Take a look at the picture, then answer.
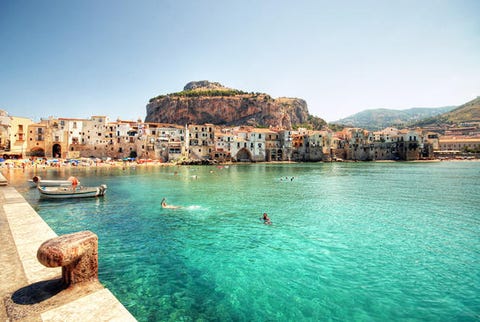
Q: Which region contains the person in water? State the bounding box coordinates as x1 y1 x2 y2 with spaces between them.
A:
262 212 272 225
161 198 180 209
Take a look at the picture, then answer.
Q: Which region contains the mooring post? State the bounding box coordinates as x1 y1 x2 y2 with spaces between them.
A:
37 231 98 286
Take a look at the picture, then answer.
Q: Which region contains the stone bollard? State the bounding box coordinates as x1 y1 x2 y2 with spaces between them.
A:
37 231 98 287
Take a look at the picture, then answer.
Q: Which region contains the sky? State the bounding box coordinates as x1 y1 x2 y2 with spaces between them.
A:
1 0 479 123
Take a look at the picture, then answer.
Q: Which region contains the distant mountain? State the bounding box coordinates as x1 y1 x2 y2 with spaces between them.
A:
412 96 480 127
333 106 455 130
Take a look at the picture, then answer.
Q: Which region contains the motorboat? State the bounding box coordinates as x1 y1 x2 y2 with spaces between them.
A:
28 176 80 188
37 184 107 199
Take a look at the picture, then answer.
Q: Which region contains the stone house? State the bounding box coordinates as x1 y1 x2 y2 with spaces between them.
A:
4 115 33 158
396 129 422 161
145 123 186 161
26 118 67 158
229 126 255 162
247 128 268 162
26 123 47 157
188 124 215 160
213 128 233 162
261 129 282 162
0 110 10 152
277 129 294 161
438 135 480 153
112 120 138 159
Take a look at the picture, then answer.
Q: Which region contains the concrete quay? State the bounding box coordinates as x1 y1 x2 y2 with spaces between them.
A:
0 172 136 321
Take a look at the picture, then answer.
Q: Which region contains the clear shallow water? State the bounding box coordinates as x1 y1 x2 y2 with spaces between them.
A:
7 162 480 321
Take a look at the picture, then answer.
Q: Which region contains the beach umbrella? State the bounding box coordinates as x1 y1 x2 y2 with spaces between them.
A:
0 158 4 162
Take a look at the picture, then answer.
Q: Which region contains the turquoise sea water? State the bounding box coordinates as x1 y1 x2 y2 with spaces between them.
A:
7 162 480 321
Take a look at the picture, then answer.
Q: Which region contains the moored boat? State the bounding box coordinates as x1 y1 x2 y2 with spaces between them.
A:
37 184 107 199
28 176 80 188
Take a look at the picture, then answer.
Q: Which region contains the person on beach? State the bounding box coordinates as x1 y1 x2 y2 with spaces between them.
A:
262 212 272 225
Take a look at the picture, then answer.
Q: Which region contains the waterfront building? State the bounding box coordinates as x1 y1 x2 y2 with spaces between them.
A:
438 135 480 153
262 128 282 162
6 116 34 158
188 124 215 160
26 122 47 157
112 119 138 159
291 130 329 162
142 123 186 161
277 129 294 161
248 128 267 162
26 118 65 158
341 128 374 161
230 126 254 161
166 124 188 161
0 110 11 152
396 129 422 161
58 118 86 159
444 126 478 136
213 128 233 162
4 108 478 163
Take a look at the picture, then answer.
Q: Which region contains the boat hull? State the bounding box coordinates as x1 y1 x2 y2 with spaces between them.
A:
29 180 73 188
37 184 107 199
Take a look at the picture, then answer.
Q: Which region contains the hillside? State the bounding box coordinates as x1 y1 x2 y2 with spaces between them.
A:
333 106 455 130
146 81 326 130
413 96 480 127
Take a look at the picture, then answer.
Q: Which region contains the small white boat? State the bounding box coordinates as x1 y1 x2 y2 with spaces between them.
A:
28 176 80 188
37 184 107 199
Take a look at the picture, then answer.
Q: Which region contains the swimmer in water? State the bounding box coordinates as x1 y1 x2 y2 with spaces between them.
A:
161 198 180 209
261 212 272 225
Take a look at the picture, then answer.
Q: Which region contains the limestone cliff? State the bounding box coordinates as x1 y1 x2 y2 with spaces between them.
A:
145 81 325 129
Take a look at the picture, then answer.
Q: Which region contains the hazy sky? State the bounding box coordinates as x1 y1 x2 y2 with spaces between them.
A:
1 0 479 122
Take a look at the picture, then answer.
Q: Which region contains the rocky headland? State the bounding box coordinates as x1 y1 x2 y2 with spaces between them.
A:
145 81 326 130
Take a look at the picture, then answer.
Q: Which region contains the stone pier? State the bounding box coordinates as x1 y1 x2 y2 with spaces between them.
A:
0 172 136 321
